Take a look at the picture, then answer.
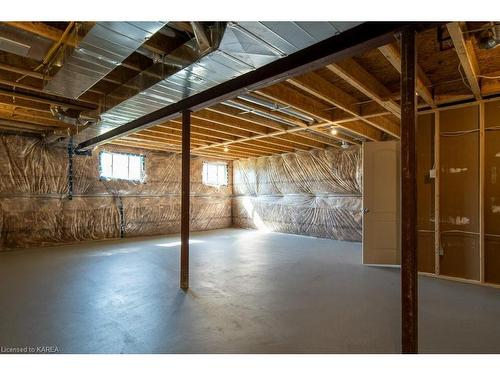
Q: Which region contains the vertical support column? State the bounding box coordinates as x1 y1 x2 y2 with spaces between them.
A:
67 136 74 201
434 111 440 275
181 110 191 290
401 27 418 354
479 102 485 283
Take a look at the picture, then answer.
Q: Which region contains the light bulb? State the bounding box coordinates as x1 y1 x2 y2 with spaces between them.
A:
330 128 338 135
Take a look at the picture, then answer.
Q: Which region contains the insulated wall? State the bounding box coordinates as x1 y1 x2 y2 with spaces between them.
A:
439 106 480 280
0 134 232 249
416 113 435 273
485 101 500 284
232 147 362 241
416 100 500 286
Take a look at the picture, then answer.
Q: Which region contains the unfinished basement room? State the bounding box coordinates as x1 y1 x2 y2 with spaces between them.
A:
1 11 500 364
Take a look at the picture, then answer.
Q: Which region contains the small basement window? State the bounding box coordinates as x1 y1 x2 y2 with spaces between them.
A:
99 151 145 182
202 161 228 187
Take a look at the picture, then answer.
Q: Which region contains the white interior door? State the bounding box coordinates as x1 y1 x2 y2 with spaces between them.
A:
362 141 401 266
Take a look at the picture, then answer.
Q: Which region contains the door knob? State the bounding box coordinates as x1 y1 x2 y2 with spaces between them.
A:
363 208 369 213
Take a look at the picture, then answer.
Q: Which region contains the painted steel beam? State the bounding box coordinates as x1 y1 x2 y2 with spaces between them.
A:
401 27 418 354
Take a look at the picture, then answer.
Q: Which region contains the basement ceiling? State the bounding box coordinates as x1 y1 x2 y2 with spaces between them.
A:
0 22 500 160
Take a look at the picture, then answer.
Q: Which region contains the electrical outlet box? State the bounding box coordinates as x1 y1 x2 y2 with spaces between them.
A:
429 169 436 179
439 245 444 256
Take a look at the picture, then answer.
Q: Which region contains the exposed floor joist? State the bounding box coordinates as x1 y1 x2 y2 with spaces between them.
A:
446 22 482 100
4 22 500 160
378 42 435 107
326 59 402 118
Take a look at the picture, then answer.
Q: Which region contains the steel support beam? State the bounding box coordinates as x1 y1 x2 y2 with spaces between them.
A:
76 22 423 151
180 110 191 290
401 28 418 354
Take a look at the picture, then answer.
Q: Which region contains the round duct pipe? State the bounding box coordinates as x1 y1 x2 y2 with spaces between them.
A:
50 105 100 127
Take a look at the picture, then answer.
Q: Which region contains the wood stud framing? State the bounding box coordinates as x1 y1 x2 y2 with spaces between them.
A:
434 111 441 275
479 102 485 283
327 59 402 118
421 97 500 289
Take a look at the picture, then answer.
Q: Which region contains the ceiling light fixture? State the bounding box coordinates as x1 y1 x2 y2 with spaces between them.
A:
330 127 338 136
224 146 229 152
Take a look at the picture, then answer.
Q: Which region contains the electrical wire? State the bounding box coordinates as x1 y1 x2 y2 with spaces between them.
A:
458 63 472 91
477 74 500 79
440 129 479 137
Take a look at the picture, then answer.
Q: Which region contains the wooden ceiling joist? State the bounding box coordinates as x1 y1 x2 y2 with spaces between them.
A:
274 132 329 149
0 62 47 80
190 116 346 155
209 104 289 132
0 118 61 133
154 122 296 154
244 139 298 153
128 132 209 148
0 109 68 128
4 22 174 74
229 97 311 127
152 123 237 142
479 69 500 97
326 59 401 118
0 87 95 111
0 98 50 114
169 117 310 152
0 75 101 107
198 103 348 149
0 61 109 98
256 83 389 140
110 139 241 160
377 43 435 107
193 110 269 135
134 128 286 158
0 103 54 120
170 117 252 139
145 125 284 155
190 126 334 155
446 22 482 100
244 133 311 151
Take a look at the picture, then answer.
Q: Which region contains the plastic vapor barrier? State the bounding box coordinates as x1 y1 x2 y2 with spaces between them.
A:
0 134 232 249
232 147 362 241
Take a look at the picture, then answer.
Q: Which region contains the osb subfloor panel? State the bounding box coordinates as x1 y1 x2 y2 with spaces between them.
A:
0 228 499 354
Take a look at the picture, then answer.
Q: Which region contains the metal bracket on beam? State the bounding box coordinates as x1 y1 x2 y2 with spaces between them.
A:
74 148 92 156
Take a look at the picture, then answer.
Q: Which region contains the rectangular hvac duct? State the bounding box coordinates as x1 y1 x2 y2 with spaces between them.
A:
73 22 362 143
44 21 167 99
0 36 31 56
97 22 361 131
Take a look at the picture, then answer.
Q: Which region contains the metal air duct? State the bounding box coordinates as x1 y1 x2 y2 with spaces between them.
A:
50 105 101 127
44 21 167 99
74 22 360 143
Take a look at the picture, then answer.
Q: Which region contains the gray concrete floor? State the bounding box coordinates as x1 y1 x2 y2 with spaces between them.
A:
0 228 499 354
